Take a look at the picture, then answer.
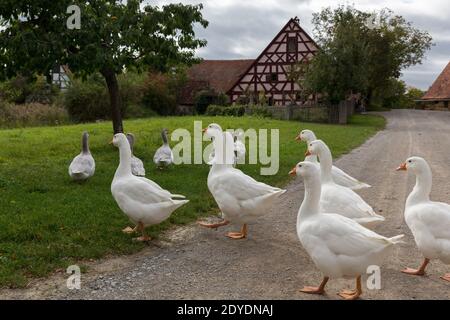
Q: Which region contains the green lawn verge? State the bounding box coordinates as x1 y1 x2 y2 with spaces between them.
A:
0 114 385 287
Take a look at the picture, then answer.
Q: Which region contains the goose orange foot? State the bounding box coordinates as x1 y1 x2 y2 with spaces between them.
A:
226 224 247 240
122 226 137 234
197 219 230 229
133 235 151 242
402 258 429 276
337 276 362 300
338 290 361 300
299 286 325 295
402 267 426 276
440 273 450 282
299 277 328 295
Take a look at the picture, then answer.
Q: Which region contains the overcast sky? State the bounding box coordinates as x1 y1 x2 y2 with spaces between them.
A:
153 0 449 90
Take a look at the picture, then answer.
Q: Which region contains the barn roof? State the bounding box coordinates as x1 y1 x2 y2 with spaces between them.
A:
422 61 450 101
179 59 254 105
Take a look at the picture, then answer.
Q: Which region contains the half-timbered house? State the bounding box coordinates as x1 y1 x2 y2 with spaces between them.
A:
179 17 318 108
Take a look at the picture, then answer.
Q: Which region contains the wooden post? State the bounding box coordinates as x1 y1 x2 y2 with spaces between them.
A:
339 101 347 125
286 104 294 120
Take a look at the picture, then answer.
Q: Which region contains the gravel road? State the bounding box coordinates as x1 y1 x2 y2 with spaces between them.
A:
1 109 450 300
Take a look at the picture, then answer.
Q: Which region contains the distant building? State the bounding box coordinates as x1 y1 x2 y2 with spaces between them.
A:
51 65 71 90
179 17 318 107
420 61 450 109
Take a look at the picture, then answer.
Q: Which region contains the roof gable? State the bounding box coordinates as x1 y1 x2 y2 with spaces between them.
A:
179 59 254 105
422 61 450 100
228 18 318 103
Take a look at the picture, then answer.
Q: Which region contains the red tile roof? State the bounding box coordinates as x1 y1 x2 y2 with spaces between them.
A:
422 61 450 101
179 59 254 105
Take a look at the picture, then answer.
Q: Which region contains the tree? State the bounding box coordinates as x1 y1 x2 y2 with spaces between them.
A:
0 1 208 133
292 5 432 107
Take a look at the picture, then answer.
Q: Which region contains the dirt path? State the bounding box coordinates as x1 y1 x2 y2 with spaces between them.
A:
2 109 450 300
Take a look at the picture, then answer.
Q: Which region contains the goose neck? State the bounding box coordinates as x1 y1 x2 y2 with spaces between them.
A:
161 131 169 145
82 134 89 154
407 167 432 206
211 131 235 166
297 175 321 226
317 147 333 183
115 144 133 178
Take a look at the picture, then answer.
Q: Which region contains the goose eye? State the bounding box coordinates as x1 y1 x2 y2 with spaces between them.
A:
408 160 412 163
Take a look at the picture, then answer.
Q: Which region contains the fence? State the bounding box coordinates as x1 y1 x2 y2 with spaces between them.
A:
252 100 355 124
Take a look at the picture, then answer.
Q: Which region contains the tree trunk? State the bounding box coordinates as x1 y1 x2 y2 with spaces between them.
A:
366 88 373 110
101 68 123 134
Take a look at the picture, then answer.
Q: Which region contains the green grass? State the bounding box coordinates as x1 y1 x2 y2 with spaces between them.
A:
0 115 385 287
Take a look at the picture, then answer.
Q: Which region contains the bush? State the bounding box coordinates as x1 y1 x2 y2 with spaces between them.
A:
64 72 152 122
194 90 230 114
141 72 179 116
64 76 110 122
205 104 273 118
0 75 59 105
0 102 69 128
205 105 246 116
246 105 272 118
117 72 147 117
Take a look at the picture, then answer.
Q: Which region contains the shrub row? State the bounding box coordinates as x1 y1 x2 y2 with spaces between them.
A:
205 105 246 116
0 102 69 128
205 104 273 118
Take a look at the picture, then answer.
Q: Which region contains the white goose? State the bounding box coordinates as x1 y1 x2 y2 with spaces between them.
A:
198 123 286 239
153 128 174 168
296 129 370 190
111 133 188 241
233 129 246 165
290 161 403 299
68 131 95 181
126 133 146 177
306 140 384 226
397 156 450 282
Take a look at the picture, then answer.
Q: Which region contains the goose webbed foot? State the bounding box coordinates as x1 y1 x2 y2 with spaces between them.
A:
132 222 150 242
197 219 229 229
226 232 246 239
402 267 426 276
226 224 247 240
122 226 137 234
337 276 362 300
440 273 450 282
299 277 328 295
402 258 429 276
133 235 151 242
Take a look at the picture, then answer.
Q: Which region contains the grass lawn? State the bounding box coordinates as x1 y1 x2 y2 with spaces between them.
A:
0 115 385 287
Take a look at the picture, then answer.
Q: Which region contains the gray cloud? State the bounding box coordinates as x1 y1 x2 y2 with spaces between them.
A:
152 0 448 90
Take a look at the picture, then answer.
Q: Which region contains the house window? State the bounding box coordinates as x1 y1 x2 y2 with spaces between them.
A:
266 73 278 82
287 37 297 53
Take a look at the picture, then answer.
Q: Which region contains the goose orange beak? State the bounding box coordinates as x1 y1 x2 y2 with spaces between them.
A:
295 135 302 141
202 127 207 133
289 167 297 176
109 139 113 145
305 150 312 156
396 162 407 171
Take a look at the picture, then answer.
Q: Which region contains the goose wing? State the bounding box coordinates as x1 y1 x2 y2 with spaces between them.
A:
211 168 284 201
412 202 450 240
153 145 173 164
113 177 179 205
70 154 95 173
311 214 398 257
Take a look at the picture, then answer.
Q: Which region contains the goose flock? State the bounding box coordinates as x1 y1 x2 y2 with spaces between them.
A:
67 124 450 299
